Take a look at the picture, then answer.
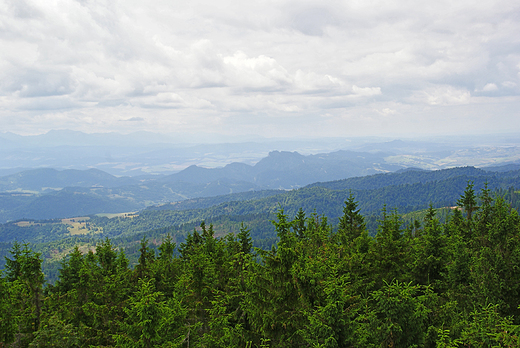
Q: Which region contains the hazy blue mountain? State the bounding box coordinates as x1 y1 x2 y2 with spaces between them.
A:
1 140 520 223
1 165 519 245
161 150 403 189
0 168 139 192
1 148 399 222
483 162 520 172
2 130 520 177
0 168 31 177
8 188 141 221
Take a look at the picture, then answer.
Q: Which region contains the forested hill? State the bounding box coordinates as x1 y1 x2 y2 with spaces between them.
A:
0 165 519 305
2 184 520 347
150 166 520 217
307 166 507 190
1 166 518 248
68 166 520 248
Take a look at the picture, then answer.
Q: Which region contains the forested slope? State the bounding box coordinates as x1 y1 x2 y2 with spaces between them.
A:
2 185 520 347
1 166 518 285
100 166 520 239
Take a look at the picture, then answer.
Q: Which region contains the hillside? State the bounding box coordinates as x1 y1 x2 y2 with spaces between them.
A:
0 164 519 289
0 150 403 222
2 178 520 348
0 168 139 192
2 165 518 247
161 150 401 189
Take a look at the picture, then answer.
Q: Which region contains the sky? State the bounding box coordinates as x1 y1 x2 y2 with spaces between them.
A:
1 0 519 139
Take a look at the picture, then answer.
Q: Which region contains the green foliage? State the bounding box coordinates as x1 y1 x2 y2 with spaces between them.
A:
114 278 166 348
28 315 80 348
355 281 435 347
459 304 520 347
0 271 17 345
2 184 520 347
337 192 366 246
457 180 478 221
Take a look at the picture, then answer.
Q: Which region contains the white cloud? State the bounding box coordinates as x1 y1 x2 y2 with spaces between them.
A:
222 51 292 90
413 86 472 106
0 0 519 137
377 108 397 116
122 117 144 122
482 83 498 92
352 85 382 97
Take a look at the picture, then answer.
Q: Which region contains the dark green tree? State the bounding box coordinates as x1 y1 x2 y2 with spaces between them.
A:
115 278 166 348
457 180 478 222
338 192 366 246
134 236 156 280
5 243 44 347
0 271 17 346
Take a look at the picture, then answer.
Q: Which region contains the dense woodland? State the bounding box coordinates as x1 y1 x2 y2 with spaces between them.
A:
1 182 520 347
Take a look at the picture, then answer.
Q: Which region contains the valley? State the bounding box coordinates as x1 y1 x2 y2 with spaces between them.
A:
1 132 520 283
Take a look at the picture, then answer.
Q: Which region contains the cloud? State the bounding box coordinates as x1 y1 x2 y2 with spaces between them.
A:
377 108 397 116
121 117 144 122
352 85 382 97
222 51 292 90
502 81 517 88
412 86 472 106
286 5 339 36
482 83 498 92
0 0 519 137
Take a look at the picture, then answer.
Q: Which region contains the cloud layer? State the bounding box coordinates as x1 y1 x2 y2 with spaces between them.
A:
1 0 519 137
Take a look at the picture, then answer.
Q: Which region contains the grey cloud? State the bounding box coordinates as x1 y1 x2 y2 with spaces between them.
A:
5 0 43 19
288 7 339 36
13 70 74 98
0 0 519 138
15 96 80 110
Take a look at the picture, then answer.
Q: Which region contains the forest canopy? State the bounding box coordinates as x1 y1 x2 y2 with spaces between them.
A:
1 183 520 347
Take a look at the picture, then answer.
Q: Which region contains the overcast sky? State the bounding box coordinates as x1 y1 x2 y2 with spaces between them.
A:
1 0 519 139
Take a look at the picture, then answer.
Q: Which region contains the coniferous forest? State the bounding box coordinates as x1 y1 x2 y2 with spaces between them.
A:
1 183 520 347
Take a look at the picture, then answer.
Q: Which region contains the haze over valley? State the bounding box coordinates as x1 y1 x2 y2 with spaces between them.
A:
0 130 519 223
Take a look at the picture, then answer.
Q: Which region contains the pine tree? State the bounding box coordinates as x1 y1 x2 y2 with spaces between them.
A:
115 278 166 348
5 243 44 347
338 192 366 246
134 236 156 280
55 246 84 294
457 180 478 221
0 271 17 345
237 223 253 254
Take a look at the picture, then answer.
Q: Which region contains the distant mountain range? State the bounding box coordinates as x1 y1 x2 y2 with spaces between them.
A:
1 145 519 224
0 149 402 222
2 130 520 177
0 168 139 192
159 150 401 189
2 164 519 249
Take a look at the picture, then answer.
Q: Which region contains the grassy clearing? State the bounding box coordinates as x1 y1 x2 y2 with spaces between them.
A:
12 216 104 236
14 221 44 227
60 217 103 235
